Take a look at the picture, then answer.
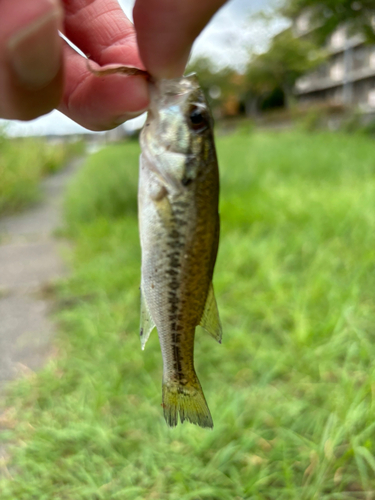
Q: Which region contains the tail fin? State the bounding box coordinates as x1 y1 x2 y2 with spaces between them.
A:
162 376 213 429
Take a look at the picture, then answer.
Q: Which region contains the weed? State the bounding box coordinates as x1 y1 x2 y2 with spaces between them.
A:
2 131 375 498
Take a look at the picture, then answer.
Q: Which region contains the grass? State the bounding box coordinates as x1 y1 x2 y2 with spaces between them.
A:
2 129 375 498
0 134 84 215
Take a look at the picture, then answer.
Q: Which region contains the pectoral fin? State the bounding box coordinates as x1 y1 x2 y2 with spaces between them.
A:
199 283 222 343
140 288 156 350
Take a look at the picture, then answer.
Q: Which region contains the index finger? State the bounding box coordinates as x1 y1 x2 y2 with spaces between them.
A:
133 0 227 79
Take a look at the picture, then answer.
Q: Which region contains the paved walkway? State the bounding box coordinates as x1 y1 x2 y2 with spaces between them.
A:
0 159 82 389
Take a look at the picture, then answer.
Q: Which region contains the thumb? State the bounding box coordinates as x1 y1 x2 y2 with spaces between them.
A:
0 0 63 120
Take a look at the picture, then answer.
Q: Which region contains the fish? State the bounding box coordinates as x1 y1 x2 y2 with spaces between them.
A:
138 75 222 428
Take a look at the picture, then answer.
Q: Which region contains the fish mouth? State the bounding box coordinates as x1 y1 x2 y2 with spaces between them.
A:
148 74 200 114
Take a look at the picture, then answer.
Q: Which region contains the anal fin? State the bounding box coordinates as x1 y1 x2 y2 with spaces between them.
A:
199 283 222 343
140 288 156 350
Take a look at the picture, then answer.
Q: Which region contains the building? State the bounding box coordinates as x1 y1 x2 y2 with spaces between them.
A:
294 12 375 112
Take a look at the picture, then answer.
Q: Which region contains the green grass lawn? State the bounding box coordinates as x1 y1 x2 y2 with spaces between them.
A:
0 135 84 215
2 130 375 498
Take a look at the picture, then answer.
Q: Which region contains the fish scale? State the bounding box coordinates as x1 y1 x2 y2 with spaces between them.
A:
138 75 222 428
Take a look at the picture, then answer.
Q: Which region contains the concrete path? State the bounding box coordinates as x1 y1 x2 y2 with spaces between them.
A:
0 159 82 389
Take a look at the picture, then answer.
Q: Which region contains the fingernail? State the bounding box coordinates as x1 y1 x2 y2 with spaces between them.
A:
113 109 148 126
7 7 62 90
151 49 190 80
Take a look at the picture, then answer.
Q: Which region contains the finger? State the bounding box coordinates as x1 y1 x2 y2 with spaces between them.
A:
61 0 144 68
58 0 148 129
133 0 227 79
0 0 63 120
58 42 149 131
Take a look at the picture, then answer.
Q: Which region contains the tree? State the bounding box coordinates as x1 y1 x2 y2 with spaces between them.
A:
186 57 245 116
244 28 326 107
283 0 375 43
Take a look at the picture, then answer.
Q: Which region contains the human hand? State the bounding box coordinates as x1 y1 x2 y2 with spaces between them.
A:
0 0 226 130
134 0 227 79
0 0 149 130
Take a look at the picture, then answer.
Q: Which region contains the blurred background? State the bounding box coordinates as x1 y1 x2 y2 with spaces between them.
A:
2 0 375 139
2 0 375 498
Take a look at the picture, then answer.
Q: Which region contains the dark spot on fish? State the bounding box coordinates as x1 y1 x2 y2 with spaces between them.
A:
182 176 192 186
166 269 178 276
168 240 184 249
174 201 189 209
173 218 188 227
140 328 143 337
169 304 178 314
171 332 182 343
173 344 182 373
169 229 180 239
169 259 180 268
151 283 154 289
167 252 179 260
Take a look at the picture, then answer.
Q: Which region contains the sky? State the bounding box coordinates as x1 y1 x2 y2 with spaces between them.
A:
1 0 286 137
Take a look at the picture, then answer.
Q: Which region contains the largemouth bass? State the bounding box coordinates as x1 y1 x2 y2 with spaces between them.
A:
138 75 222 428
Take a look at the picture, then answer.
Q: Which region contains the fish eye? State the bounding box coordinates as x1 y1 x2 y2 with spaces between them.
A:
189 105 209 133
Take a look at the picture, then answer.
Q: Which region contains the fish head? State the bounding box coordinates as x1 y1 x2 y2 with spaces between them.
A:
141 74 215 191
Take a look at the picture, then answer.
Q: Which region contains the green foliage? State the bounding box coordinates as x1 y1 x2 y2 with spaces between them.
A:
283 0 375 43
340 114 375 136
360 119 375 136
188 30 326 114
245 28 326 97
3 131 375 497
340 111 363 133
298 107 323 131
64 142 139 231
186 57 242 112
0 135 84 215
